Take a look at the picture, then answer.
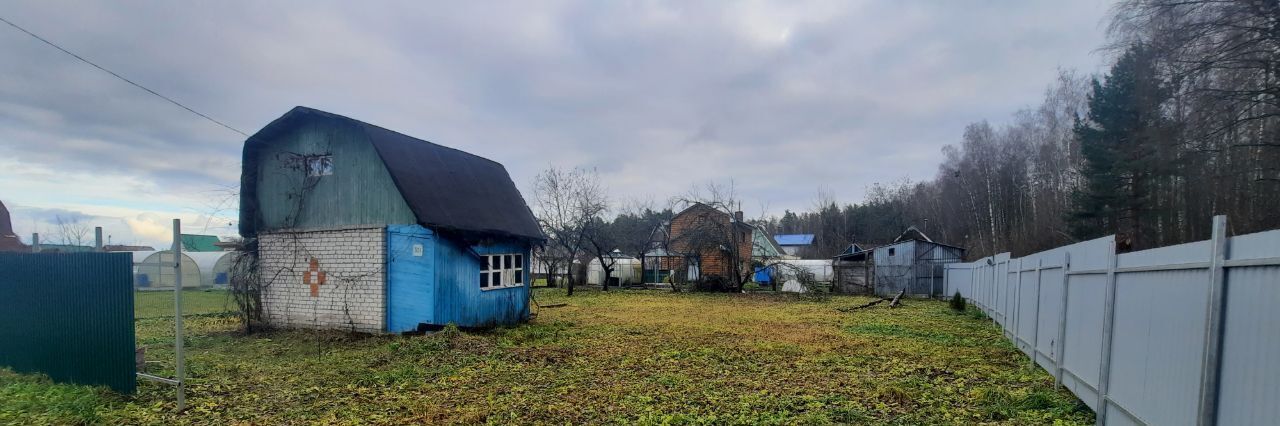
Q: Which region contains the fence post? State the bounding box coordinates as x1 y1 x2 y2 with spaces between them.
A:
1055 251 1070 389
1197 215 1229 426
943 266 949 297
1096 238 1120 424
1014 258 1023 343
993 260 1000 323
1030 258 1042 366
972 265 978 309
979 264 985 313
172 219 186 411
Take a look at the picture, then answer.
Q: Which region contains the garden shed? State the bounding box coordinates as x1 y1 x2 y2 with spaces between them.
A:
239 106 543 333
871 227 964 297
831 243 873 294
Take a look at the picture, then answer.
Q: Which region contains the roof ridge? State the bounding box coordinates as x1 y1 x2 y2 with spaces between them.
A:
291 106 506 168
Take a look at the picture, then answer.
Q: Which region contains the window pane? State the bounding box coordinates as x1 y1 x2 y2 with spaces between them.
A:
306 156 334 176
514 270 523 284
480 272 489 288
491 271 502 286
515 254 523 268
504 255 513 269
321 157 333 175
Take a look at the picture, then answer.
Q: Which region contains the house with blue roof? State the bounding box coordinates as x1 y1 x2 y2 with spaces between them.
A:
773 234 815 257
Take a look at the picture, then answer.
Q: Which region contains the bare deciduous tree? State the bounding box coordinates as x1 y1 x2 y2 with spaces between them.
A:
532 166 608 296
53 215 91 247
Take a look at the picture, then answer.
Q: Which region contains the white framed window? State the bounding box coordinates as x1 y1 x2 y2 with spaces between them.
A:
306 155 333 177
480 253 523 290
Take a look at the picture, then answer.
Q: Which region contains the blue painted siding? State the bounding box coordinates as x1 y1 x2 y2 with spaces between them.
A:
432 236 530 328
386 225 437 332
384 224 529 330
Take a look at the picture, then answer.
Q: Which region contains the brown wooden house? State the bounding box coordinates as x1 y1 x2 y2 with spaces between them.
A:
661 203 756 283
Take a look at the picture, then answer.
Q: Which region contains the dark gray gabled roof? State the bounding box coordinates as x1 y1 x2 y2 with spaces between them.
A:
893 226 933 243
240 107 543 241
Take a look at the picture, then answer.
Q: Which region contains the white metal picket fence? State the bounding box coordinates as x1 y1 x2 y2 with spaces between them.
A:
943 216 1280 426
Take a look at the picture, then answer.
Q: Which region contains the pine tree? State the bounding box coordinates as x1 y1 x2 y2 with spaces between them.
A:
1070 45 1173 248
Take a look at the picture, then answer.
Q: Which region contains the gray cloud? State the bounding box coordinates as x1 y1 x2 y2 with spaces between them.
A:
0 0 1114 223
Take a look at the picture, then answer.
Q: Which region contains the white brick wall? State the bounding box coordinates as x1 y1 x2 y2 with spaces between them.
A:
258 226 386 333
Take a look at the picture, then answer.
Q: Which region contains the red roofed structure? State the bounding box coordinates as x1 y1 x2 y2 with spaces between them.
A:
0 200 28 252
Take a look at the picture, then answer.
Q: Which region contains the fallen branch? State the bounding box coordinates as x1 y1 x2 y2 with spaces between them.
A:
840 298 888 311
839 289 908 312
889 290 905 308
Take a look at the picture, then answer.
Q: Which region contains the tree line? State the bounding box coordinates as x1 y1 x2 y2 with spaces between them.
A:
534 0 1278 276
769 0 1279 258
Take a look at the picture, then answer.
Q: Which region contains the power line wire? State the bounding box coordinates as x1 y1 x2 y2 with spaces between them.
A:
0 15 248 136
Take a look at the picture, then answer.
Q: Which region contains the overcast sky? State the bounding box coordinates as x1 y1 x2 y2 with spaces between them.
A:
0 1 1114 248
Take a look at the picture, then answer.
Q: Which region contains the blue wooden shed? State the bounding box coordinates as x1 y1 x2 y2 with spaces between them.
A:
240 107 544 332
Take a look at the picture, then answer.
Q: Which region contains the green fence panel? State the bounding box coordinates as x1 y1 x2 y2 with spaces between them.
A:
0 252 136 393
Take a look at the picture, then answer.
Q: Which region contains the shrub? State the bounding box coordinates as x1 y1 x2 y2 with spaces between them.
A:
692 275 736 292
949 291 966 312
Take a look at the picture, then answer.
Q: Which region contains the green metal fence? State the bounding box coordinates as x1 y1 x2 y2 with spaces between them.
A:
0 252 136 393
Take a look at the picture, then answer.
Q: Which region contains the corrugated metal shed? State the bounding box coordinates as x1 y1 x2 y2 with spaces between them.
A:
872 236 965 297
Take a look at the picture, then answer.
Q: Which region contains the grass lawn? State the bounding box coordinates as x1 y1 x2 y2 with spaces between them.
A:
1 289 1092 425
135 290 238 318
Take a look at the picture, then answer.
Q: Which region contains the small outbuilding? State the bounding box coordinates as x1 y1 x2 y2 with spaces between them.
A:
831 243 873 294
239 107 543 333
870 227 964 298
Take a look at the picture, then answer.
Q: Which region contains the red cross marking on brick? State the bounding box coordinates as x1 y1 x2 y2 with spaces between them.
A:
304 257 326 297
